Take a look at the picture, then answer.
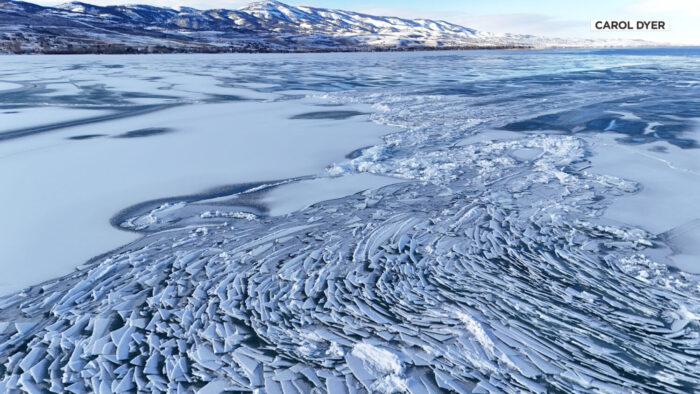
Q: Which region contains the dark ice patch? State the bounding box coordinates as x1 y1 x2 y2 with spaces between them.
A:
314 103 345 107
114 127 173 139
419 85 485 96
501 99 700 149
122 91 179 100
205 94 246 103
501 114 568 132
68 134 104 140
585 118 647 134
0 104 177 142
346 146 372 159
291 111 367 120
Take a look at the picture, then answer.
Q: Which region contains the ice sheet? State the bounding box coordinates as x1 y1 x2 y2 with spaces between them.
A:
261 173 402 216
0 107 112 135
0 81 21 91
589 132 700 273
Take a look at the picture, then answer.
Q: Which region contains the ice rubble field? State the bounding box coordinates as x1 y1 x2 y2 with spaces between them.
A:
0 49 699 393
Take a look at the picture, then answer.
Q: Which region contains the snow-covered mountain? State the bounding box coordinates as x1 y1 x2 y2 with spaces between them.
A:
0 0 652 54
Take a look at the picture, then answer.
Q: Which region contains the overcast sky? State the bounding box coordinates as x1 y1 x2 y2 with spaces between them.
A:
33 0 699 45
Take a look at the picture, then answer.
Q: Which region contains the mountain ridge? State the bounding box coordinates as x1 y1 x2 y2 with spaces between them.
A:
0 0 655 54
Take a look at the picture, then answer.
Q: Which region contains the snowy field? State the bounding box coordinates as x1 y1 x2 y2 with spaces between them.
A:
0 49 699 393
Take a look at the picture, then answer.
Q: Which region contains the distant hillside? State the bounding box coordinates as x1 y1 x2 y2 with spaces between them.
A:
0 0 654 54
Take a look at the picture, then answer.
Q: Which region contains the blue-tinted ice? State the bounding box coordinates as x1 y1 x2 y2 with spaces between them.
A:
0 49 699 393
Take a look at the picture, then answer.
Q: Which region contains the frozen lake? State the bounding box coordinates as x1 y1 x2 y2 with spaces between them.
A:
0 56 396 294
0 49 699 393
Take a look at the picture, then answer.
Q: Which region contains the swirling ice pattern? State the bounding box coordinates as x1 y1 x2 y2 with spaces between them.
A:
1 55 700 393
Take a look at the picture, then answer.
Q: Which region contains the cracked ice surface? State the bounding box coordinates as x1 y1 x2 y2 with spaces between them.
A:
1 50 700 393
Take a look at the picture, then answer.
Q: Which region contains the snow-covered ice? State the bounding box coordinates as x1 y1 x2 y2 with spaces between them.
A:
0 82 21 91
590 131 700 273
261 173 402 217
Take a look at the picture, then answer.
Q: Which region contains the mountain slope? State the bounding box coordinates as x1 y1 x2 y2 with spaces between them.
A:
0 0 652 54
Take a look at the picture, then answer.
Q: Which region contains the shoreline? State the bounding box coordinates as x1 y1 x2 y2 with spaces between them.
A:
0 44 687 56
0 44 535 55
